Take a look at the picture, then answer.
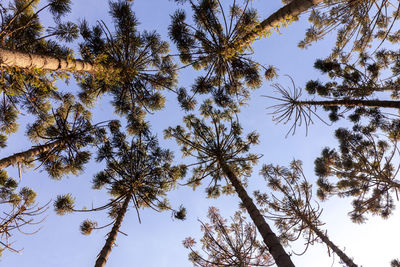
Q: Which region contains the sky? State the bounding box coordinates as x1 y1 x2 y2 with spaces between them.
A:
1 0 400 267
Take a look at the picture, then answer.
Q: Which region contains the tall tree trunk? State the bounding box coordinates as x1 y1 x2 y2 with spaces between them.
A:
232 0 323 51
94 194 131 267
297 99 400 109
0 139 65 170
304 218 358 267
0 47 105 73
276 183 358 267
218 160 295 267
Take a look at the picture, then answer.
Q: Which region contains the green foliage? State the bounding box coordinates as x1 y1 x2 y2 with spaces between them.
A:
264 65 278 81
92 123 185 210
54 193 75 215
0 0 78 146
274 48 400 129
56 121 186 233
80 219 98 235
165 100 259 197
0 170 19 205
24 94 94 178
183 206 272 266
173 205 187 220
0 0 77 49
315 123 400 223
256 161 328 253
169 0 268 108
78 0 176 134
299 0 400 58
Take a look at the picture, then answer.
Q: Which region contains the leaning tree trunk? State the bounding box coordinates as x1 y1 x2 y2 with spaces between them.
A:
290 210 357 267
306 220 358 267
218 160 295 267
0 47 106 73
0 205 26 234
297 99 400 109
0 139 65 170
277 184 358 267
232 0 323 51
94 194 131 267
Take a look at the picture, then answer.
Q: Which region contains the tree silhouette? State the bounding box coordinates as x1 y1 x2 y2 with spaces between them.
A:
0 170 47 257
255 160 358 267
392 259 400 267
315 123 400 223
183 206 273 267
165 100 295 267
0 94 94 179
78 0 177 134
55 121 186 267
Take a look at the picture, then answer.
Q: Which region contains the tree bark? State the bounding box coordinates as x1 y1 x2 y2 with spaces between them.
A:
0 205 26 234
0 139 65 170
297 99 400 109
276 183 358 267
232 0 323 51
0 47 106 73
218 160 295 267
306 221 358 267
94 194 131 267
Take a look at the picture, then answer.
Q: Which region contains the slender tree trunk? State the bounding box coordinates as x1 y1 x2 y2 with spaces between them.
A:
300 214 357 267
0 206 26 234
218 160 295 267
94 194 131 267
232 0 323 51
276 183 358 267
0 139 65 170
0 47 105 73
297 99 400 109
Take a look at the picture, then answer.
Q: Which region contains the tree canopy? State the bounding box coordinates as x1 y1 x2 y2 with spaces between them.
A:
1 0 400 266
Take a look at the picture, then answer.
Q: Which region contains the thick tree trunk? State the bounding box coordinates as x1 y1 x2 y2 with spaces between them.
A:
94 194 131 267
0 47 105 73
297 99 400 109
0 139 65 170
232 0 323 51
218 160 295 267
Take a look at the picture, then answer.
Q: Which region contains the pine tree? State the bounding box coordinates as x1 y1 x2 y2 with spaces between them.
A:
183 206 273 267
299 0 400 58
255 160 358 267
0 94 94 179
0 170 46 257
54 121 186 267
232 0 324 52
169 0 268 109
303 55 400 122
0 0 79 145
78 0 177 134
266 77 400 136
165 100 295 267
315 122 400 223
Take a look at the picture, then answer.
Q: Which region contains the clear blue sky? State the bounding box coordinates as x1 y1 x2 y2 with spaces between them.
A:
1 1 399 266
